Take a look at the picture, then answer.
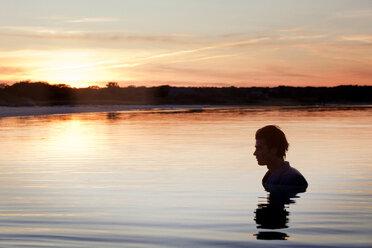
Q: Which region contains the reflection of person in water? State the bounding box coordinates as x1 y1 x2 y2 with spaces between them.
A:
254 185 306 240
253 125 308 187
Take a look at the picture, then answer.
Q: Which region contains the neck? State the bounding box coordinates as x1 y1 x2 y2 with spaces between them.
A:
267 158 285 173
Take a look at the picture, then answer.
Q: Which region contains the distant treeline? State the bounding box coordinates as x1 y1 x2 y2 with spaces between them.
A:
1 81 371 106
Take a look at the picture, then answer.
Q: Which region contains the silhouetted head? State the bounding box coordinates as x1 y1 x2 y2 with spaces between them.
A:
254 125 289 165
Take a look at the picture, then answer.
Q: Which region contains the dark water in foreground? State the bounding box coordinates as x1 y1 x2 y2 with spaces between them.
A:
0 106 371 247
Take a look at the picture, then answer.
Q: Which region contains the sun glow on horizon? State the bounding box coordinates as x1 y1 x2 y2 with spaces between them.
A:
5 50 140 88
28 52 113 87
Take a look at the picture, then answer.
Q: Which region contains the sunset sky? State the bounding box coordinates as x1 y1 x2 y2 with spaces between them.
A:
1 0 371 88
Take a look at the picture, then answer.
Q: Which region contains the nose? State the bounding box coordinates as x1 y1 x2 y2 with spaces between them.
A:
253 150 256 156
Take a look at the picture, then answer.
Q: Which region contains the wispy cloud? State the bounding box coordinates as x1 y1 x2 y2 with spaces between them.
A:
0 66 25 74
169 54 238 64
68 62 141 72
34 60 118 72
348 67 372 78
31 51 235 75
0 25 328 46
341 35 372 43
264 65 317 79
278 34 326 41
135 37 273 61
331 10 372 19
28 33 329 75
66 17 119 23
133 34 327 62
0 26 194 44
38 16 119 24
139 63 250 81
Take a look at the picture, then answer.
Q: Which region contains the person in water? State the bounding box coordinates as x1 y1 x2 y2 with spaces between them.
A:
254 125 308 187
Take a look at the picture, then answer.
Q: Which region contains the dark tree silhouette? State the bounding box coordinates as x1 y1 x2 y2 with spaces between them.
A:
106 82 120 88
0 81 371 106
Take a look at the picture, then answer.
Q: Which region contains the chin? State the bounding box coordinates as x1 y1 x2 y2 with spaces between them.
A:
256 160 266 166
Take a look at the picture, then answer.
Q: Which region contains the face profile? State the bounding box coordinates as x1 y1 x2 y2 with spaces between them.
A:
254 139 277 166
254 125 308 187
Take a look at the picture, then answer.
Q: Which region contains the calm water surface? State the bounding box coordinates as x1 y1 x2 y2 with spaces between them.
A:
0 106 371 247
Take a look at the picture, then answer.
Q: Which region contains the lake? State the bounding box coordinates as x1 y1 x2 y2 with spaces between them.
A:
0 106 371 247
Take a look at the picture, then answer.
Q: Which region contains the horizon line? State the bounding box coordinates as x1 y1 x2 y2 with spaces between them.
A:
1 80 370 89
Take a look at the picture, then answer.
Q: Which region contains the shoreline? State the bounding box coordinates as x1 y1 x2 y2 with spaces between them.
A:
0 105 217 118
1 104 371 119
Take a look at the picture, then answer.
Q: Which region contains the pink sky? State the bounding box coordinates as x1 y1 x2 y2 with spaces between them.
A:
0 0 371 88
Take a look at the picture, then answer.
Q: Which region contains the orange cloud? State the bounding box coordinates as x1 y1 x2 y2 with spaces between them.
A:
0 66 25 74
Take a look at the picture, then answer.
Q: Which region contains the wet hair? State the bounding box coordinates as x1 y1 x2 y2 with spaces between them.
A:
255 125 289 158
